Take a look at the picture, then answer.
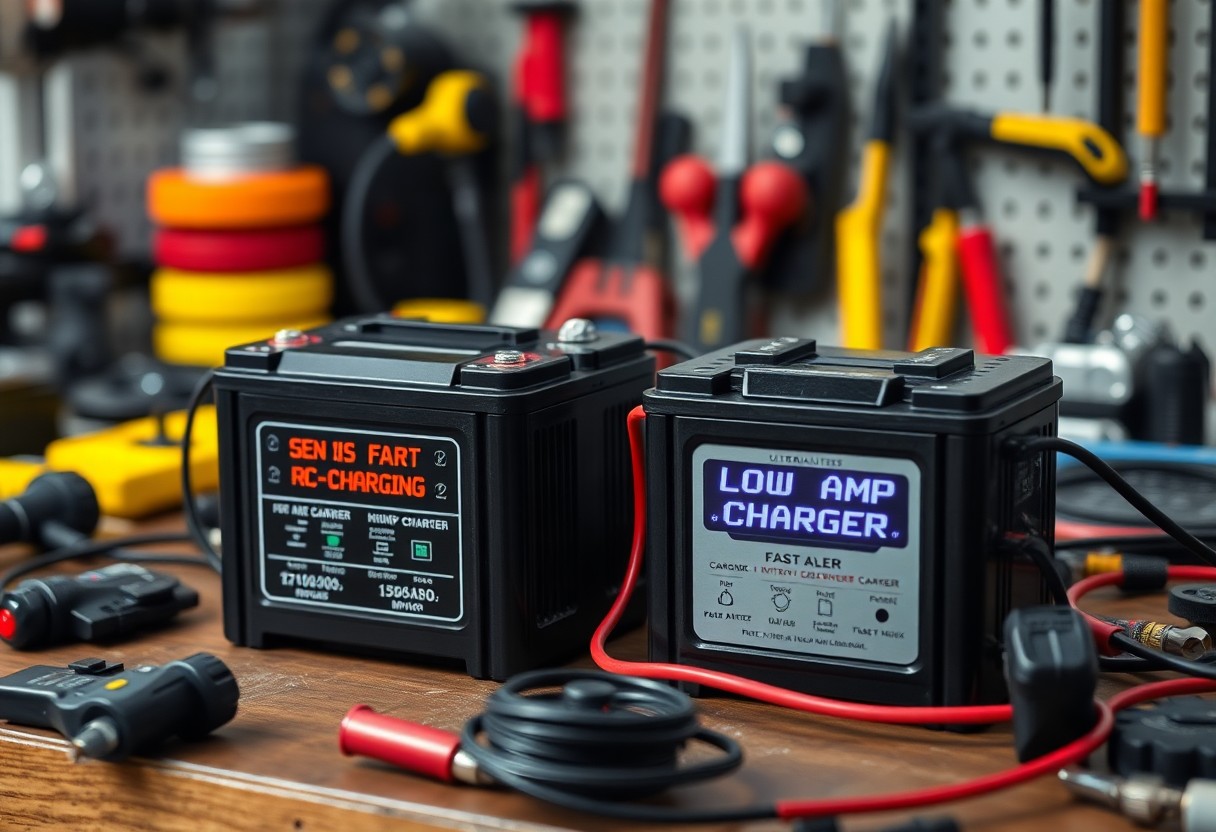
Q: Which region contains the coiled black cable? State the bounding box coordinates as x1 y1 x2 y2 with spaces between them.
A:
456 669 763 822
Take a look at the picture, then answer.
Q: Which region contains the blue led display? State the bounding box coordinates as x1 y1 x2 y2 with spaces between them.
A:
703 459 909 551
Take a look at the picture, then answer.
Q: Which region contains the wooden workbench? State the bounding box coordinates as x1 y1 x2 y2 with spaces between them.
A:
0 527 1178 832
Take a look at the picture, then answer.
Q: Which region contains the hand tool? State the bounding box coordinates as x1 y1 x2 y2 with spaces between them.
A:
0 564 198 650
906 107 1127 353
490 179 606 327
545 0 676 341
0 653 238 761
835 23 897 350
765 2 848 295
1039 0 1055 112
45 407 220 519
1064 1 1125 343
661 29 807 352
343 70 498 312
1136 0 1169 220
508 1 575 265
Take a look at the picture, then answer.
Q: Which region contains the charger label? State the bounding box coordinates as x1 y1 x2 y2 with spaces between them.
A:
254 421 463 625
691 444 921 666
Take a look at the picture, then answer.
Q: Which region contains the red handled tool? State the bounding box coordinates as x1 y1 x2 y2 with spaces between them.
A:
545 0 676 340
660 28 807 352
509 1 576 264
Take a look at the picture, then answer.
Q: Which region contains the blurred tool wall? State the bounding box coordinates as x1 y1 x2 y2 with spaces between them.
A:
14 0 1215 350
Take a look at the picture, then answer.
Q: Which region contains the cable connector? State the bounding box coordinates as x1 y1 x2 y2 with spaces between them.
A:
1056 550 1170 590
1060 768 1216 828
1125 620 1212 660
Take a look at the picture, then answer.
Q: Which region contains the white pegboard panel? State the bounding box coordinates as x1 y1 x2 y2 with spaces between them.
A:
63 16 280 256
26 0 1216 350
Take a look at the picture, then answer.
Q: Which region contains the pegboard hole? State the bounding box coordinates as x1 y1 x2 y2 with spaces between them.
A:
1151 248 1170 267
1190 292 1206 312
1191 251 1207 270
1151 289 1169 309
1035 243 1051 261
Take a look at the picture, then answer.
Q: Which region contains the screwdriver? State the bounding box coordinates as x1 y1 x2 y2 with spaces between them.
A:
1137 0 1169 221
836 23 897 350
545 0 676 340
1039 0 1055 112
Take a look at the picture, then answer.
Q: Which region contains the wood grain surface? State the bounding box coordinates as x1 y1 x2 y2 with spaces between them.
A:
0 525 1193 832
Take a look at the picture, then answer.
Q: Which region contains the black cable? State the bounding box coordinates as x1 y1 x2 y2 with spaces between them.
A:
457 669 764 823
0 531 199 588
1013 436 1216 567
643 339 700 362
342 135 399 313
182 370 222 573
1015 535 1070 605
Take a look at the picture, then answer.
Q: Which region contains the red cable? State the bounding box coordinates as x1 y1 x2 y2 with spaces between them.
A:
591 407 1011 725
589 406 1216 820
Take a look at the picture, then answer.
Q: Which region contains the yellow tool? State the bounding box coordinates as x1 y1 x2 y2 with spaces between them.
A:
1136 0 1169 220
906 105 1128 351
388 71 493 156
0 459 45 500
151 265 333 324
44 408 219 519
837 24 896 350
908 208 960 352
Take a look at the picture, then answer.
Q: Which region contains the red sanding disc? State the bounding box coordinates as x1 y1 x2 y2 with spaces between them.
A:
154 226 325 272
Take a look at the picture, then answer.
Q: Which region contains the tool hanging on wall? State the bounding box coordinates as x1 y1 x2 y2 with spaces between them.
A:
343 70 498 316
544 0 679 341
1038 0 1055 113
835 24 897 350
906 107 1127 353
1078 0 1216 242
1136 0 1169 221
297 0 461 314
660 29 807 353
1063 0 1124 344
765 2 848 297
508 1 575 265
490 180 606 327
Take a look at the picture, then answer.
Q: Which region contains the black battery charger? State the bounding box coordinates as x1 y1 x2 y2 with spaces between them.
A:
214 316 653 680
644 337 1062 707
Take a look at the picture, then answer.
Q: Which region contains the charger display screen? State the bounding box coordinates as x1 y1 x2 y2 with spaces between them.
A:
702 459 909 552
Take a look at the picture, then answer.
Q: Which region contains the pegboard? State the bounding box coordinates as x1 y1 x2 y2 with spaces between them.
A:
32 0 1216 352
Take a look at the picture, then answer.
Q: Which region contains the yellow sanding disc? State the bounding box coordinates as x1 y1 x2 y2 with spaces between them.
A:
154 318 330 367
151 265 333 324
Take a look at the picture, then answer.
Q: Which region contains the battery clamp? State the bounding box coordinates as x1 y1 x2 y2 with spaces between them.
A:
215 316 653 680
643 337 1062 707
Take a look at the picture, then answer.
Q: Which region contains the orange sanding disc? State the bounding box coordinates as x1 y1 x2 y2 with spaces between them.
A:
147 166 330 229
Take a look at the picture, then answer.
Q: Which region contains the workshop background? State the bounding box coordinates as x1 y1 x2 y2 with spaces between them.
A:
1 0 1213 440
